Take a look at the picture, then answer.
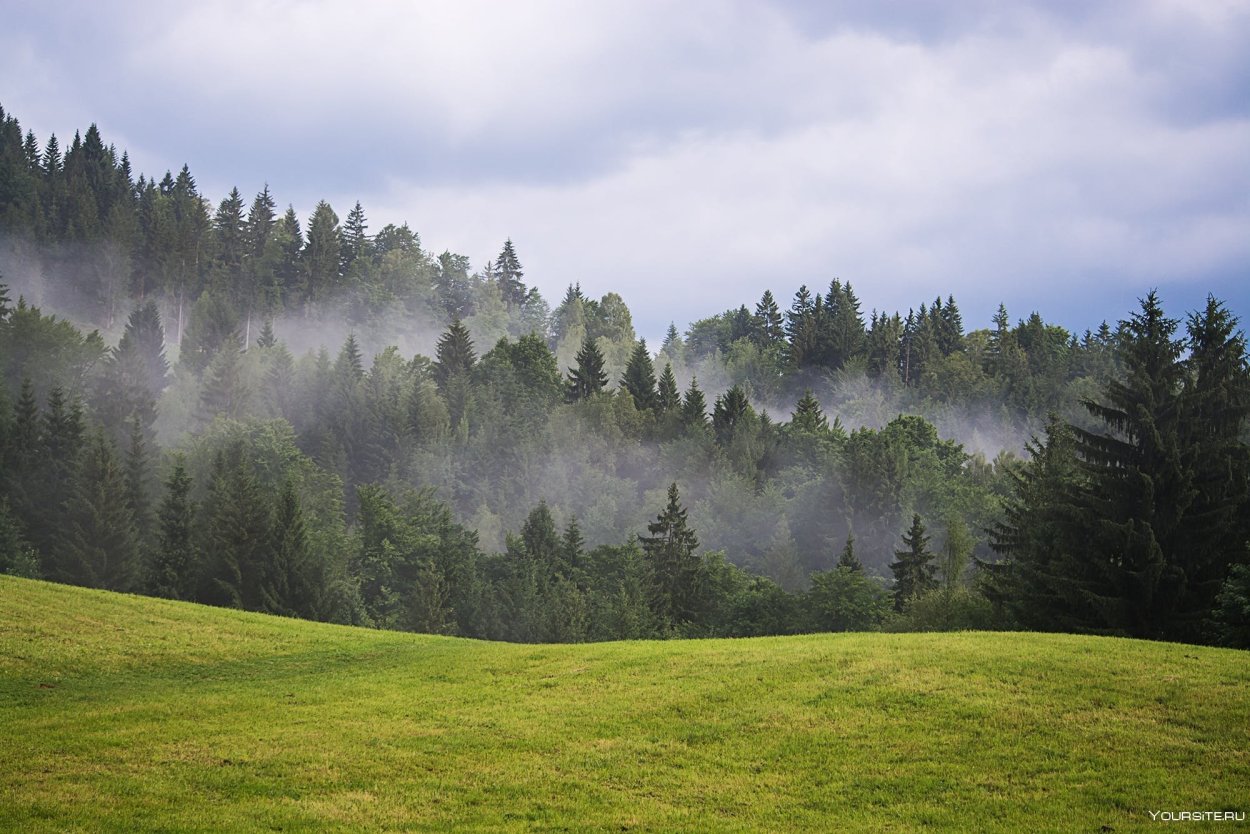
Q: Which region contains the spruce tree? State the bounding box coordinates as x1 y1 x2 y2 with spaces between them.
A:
264 479 314 618
495 239 526 308
340 200 370 272
149 455 195 600
890 513 936 611
639 483 703 626
712 385 751 444
680 377 709 432
54 431 140 591
432 319 476 391
566 333 608 402
656 362 680 413
256 318 277 349
1069 291 1187 637
199 445 273 610
754 290 784 345
790 390 828 434
621 339 658 412
837 534 862 572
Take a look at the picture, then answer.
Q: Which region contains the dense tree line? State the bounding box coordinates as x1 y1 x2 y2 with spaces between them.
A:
1 104 1247 646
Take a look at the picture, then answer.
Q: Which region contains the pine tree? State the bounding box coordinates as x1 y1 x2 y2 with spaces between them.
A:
639 483 703 626
199 335 250 422
495 239 526 308
712 385 751 444
656 362 680 413
890 513 936 611
263 479 314 617
837 534 862 572
304 200 341 304
1069 291 1187 638
561 517 585 575
680 377 709 432
432 319 476 391
1174 297 1250 640
256 318 277 349
341 200 371 273
199 445 273 610
149 454 195 600
54 431 140 591
754 290 784 346
621 339 658 412
789 390 828 434
566 333 608 402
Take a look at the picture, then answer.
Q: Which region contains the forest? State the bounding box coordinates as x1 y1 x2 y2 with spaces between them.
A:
1 103 1247 646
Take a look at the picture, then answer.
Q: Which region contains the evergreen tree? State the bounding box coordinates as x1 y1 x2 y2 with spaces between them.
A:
304 200 341 304
256 318 277 349
680 377 709 432
789 390 828 434
754 290 784 346
198 335 250 422
656 362 680 413
54 431 140 591
566 333 608 402
149 454 195 600
264 479 315 617
837 534 862 572
890 513 936 611
712 385 752 444
639 483 703 626
198 445 274 610
340 200 371 272
432 319 477 391
621 339 658 412
495 239 526 308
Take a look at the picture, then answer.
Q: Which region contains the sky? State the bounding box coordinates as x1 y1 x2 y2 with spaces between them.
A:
3 0 1247 342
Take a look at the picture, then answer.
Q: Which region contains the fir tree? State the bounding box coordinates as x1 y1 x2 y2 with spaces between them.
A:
264 479 314 618
837 534 862 572
341 200 370 272
256 318 277 348
712 385 751 444
754 290 784 345
890 513 936 611
639 483 703 626
680 377 709 432
566 333 608 402
656 362 680 413
149 454 195 600
433 319 476 391
789 390 828 434
54 431 140 591
621 339 658 412
495 239 526 308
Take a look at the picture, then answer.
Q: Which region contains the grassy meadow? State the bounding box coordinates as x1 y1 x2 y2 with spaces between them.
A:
2 575 1248 832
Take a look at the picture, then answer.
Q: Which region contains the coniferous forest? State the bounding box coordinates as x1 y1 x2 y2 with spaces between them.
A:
1 104 1247 646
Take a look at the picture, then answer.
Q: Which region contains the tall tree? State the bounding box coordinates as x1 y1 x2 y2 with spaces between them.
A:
566 333 608 402
148 454 196 600
621 339 658 412
640 483 703 626
495 239 526 308
890 513 936 611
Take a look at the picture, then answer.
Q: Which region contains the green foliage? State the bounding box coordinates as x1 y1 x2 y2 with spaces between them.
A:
808 566 890 631
890 513 937 612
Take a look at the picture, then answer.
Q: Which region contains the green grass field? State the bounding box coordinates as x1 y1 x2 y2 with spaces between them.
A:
2 576 1248 832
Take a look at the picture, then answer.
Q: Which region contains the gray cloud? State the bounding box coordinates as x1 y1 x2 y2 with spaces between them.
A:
2 0 1247 339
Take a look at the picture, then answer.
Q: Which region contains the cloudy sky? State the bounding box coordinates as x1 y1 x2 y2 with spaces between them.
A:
4 0 1247 340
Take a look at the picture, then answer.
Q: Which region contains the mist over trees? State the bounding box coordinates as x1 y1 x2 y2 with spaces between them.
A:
1 103 1247 646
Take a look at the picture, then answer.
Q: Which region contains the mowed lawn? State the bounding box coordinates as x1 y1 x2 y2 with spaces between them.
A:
2 577 1248 832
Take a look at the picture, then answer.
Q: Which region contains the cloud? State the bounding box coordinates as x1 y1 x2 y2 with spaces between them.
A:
1 0 1247 338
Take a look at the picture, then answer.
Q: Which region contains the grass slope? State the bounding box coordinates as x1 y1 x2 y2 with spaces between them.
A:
2 577 1248 833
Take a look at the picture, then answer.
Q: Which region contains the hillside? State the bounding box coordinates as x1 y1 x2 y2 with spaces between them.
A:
2 576 1248 832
